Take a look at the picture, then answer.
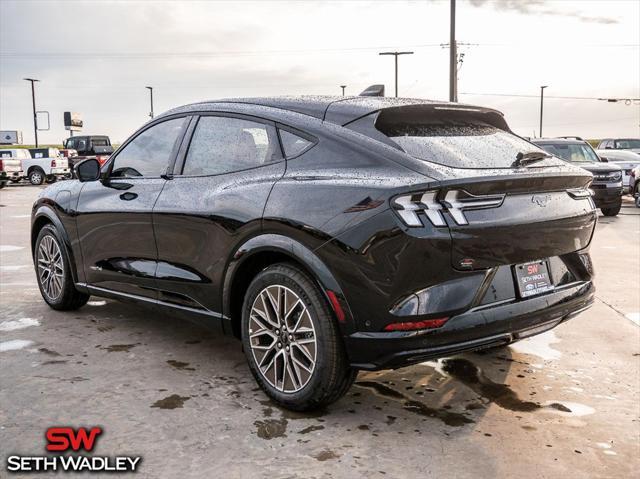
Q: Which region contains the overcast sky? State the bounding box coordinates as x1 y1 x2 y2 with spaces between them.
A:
1 0 638 144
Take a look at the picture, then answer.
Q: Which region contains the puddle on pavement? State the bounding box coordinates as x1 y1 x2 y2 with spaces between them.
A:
0 318 40 332
102 343 139 353
151 394 191 409
254 418 288 439
509 331 561 361
313 449 340 461
167 360 195 371
355 381 474 427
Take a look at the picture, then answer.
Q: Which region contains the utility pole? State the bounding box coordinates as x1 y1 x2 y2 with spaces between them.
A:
449 0 457 102
539 85 548 138
379 51 414 97
340 85 346 96
146 86 154 118
23 78 40 147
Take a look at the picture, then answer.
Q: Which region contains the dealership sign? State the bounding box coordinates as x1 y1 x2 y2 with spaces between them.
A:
63 111 83 131
5 427 141 473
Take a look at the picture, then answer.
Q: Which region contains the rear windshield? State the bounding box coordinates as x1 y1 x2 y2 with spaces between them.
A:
537 143 600 163
381 123 561 169
91 138 109 147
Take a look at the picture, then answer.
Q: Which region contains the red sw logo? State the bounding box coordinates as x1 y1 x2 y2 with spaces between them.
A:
527 264 540 275
46 427 103 452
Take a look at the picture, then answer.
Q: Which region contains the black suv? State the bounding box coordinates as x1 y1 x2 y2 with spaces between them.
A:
533 138 623 216
31 97 596 410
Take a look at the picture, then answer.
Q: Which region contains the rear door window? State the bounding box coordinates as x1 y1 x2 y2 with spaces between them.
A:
182 116 280 176
380 122 562 169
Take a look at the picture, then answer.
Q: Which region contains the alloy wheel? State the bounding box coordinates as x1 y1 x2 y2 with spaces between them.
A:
248 285 317 393
37 234 64 300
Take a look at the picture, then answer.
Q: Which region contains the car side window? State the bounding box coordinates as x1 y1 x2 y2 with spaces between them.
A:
279 129 313 158
182 116 278 176
110 118 185 178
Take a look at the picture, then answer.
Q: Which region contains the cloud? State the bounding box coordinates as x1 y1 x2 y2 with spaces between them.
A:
468 0 619 24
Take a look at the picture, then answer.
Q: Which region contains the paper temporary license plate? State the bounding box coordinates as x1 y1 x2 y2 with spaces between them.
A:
514 260 554 298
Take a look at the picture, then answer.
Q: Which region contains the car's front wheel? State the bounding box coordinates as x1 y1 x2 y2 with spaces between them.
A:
35 224 90 310
601 204 621 216
241 263 356 411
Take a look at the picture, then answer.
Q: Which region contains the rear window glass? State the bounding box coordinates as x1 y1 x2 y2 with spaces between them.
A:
381 123 562 169
279 130 313 157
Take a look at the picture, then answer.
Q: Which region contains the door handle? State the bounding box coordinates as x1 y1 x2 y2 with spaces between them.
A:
119 192 138 201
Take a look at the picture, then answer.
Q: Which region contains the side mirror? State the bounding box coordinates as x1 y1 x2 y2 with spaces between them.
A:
600 156 609 162
76 158 101 182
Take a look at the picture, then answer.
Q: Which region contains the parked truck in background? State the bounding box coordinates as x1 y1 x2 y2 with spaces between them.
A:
0 157 23 188
62 135 114 169
0 148 70 185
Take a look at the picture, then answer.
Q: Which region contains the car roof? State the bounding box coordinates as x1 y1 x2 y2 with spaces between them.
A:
163 95 506 127
533 138 587 145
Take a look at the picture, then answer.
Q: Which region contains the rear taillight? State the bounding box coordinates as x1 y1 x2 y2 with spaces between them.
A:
384 317 449 331
51 159 57 167
0 159 4 171
392 189 504 227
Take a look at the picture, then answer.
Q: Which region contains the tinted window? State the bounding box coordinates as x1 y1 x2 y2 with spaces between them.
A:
279 130 313 157
382 123 563 169
111 118 185 178
183 116 278 176
91 138 109 147
615 139 640 149
538 143 600 163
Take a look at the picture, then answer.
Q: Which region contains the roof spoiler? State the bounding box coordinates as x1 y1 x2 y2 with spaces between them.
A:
359 84 385 97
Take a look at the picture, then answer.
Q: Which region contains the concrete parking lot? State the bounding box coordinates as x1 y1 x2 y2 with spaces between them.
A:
1 184 639 478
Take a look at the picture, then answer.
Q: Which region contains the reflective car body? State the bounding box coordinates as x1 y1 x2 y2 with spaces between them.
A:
31 96 596 370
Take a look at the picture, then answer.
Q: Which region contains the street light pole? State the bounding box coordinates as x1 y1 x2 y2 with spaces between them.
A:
378 51 414 97
146 86 154 118
23 78 40 147
539 85 548 138
340 85 346 96
449 0 457 102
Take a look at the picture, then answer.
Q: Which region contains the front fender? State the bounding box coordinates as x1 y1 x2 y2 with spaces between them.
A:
31 199 84 285
223 233 356 335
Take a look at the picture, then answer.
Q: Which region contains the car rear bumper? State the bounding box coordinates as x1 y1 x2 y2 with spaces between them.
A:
345 280 594 370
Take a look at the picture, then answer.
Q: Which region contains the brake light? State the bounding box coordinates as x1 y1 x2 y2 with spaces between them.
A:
51 159 57 167
384 317 449 331
392 189 505 227
0 159 4 171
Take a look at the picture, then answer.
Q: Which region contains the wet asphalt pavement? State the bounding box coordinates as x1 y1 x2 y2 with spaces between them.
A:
1 184 639 478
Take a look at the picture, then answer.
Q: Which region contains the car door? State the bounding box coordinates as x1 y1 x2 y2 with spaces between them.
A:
152 113 286 318
76 116 189 299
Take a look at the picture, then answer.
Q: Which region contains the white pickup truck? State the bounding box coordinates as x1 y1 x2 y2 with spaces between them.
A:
0 148 70 185
0 157 23 188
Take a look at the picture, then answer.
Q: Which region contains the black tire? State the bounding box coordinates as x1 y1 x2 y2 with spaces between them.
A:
29 168 45 185
601 204 621 216
0 181 5 189
45 176 57 184
241 263 356 411
34 224 90 310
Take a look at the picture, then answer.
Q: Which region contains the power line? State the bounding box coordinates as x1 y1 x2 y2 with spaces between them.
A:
460 92 640 102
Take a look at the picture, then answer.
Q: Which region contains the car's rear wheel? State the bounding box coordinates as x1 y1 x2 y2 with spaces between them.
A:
241 263 356 411
35 224 89 310
601 204 621 216
29 168 45 185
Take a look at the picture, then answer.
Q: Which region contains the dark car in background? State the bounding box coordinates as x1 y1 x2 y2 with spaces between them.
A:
31 96 596 410
63 135 114 169
533 138 623 216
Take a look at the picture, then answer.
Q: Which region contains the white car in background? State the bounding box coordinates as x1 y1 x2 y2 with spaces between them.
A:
596 149 640 194
0 148 70 185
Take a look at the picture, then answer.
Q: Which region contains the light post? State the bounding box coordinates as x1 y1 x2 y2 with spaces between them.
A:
539 85 548 138
24 78 40 147
378 51 414 97
340 85 346 96
146 86 154 118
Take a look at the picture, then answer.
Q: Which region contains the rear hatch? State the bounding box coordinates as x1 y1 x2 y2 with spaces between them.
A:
365 104 597 270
